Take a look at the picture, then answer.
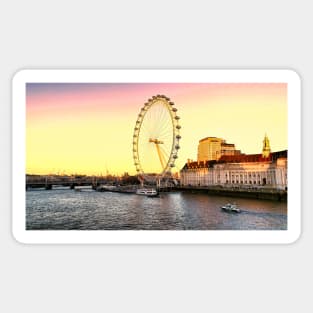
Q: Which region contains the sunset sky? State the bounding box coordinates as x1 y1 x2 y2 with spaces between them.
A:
26 83 287 175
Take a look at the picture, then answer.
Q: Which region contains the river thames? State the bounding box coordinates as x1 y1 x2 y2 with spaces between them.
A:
26 188 287 230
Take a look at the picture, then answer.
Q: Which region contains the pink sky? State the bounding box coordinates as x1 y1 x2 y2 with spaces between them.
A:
26 83 287 175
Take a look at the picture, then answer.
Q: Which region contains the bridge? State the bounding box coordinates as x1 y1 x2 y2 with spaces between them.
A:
26 175 118 190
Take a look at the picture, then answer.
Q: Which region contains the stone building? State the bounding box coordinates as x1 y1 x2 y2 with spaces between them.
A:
181 136 287 191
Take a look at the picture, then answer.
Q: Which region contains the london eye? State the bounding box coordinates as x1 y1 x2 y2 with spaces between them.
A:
133 95 181 185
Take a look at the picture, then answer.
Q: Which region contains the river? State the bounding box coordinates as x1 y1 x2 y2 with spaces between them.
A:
26 188 287 230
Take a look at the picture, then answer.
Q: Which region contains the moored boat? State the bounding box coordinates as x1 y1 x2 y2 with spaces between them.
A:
136 188 159 197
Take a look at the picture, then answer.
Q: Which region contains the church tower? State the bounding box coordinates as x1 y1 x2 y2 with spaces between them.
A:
262 134 271 158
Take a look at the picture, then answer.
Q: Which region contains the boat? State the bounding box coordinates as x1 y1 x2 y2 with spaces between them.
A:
136 188 159 197
220 203 241 213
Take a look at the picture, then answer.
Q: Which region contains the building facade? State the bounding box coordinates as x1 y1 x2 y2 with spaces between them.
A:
181 150 287 191
182 135 287 191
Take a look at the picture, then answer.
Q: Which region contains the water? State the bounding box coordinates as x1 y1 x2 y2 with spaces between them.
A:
26 189 287 230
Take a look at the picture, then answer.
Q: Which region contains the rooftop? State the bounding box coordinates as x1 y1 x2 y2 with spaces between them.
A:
199 136 221 143
182 150 287 170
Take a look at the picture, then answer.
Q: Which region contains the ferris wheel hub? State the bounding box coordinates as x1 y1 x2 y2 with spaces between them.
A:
149 138 164 144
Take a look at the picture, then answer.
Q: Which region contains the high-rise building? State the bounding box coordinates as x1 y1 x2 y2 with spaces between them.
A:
197 137 240 162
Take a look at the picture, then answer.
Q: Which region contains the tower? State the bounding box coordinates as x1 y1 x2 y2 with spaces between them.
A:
262 134 271 158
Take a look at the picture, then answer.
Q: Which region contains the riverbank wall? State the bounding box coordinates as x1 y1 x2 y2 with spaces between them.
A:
176 186 287 201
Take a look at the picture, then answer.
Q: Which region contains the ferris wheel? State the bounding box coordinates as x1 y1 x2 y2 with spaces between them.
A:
133 95 181 183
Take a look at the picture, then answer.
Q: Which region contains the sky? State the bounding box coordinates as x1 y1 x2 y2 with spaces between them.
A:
26 83 287 175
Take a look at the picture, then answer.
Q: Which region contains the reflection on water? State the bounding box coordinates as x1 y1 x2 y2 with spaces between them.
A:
26 189 287 230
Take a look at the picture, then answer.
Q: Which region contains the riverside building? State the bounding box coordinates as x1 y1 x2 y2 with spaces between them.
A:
180 135 287 191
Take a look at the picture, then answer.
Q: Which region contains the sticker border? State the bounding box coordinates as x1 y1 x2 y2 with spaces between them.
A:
12 69 301 244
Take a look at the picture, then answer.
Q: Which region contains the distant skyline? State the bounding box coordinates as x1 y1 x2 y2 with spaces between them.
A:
26 83 287 175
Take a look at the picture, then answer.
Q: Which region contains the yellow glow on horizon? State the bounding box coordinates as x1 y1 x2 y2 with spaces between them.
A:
26 114 135 175
26 83 287 175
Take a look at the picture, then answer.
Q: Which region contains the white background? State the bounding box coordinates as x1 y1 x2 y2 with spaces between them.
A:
0 1 311 312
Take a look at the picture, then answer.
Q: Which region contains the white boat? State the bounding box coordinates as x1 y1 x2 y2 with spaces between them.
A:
220 203 241 213
136 188 159 197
